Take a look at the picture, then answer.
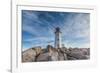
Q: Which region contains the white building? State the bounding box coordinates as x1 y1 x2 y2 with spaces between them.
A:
55 27 62 49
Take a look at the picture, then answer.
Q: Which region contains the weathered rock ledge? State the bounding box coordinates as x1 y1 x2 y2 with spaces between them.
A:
22 45 90 62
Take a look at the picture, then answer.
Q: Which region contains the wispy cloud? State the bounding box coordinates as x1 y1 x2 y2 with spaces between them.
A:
61 13 90 48
22 10 90 49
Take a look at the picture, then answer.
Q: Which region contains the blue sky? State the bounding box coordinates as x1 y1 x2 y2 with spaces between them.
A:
22 10 90 50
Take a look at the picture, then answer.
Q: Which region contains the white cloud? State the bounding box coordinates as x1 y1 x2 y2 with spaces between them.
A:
61 13 90 48
62 13 90 38
22 11 90 49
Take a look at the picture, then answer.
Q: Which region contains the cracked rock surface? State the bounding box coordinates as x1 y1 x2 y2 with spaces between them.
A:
22 45 90 62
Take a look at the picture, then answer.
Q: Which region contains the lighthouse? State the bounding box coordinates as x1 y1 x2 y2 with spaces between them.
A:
55 27 62 49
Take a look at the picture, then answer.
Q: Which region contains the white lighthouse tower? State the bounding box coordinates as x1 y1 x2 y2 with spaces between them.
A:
55 27 62 49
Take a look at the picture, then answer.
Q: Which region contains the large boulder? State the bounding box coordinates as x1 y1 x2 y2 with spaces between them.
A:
22 49 36 62
36 52 50 61
67 48 90 60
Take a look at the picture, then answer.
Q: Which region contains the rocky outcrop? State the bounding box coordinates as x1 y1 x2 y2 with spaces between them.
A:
22 45 90 62
22 49 36 62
